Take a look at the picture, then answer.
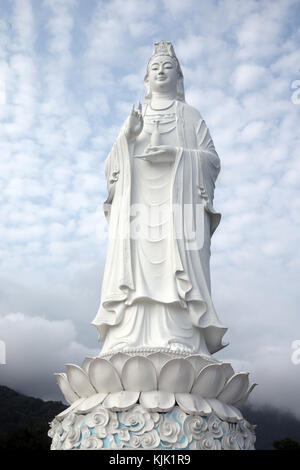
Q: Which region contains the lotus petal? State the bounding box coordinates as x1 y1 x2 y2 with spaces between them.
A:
81 357 95 374
109 353 130 376
89 358 123 393
158 359 195 392
206 398 242 422
74 393 108 414
147 352 170 375
191 364 226 397
221 363 235 381
56 398 86 421
122 356 157 391
103 391 140 411
186 355 216 375
175 393 212 415
227 404 243 421
140 390 175 412
233 383 257 408
66 364 96 398
55 373 80 404
217 373 249 404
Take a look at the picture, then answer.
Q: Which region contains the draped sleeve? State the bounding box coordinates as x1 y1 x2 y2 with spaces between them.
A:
195 115 221 235
103 144 120 222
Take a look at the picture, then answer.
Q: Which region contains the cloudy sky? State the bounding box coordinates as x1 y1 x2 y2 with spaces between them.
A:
0 0 300 418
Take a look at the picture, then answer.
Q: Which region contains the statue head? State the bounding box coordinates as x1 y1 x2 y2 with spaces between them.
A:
144 40 185 102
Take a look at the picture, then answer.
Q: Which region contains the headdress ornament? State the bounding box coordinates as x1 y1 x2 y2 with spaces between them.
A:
153 40 175 57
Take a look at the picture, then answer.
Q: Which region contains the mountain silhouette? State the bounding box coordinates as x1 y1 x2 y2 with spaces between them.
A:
0 385 299 450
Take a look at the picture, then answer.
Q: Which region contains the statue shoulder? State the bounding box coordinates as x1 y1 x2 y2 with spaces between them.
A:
180 101 204 125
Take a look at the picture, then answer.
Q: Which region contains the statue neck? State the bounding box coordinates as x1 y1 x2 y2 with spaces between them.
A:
150 91 176 111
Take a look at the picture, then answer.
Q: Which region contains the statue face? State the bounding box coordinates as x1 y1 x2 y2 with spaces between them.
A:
148 55 178 93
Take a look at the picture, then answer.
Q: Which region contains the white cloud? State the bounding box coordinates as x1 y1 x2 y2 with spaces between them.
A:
176 35 205 63
232 64 270 93
0 312 98 400
11 0 35 53
0 0 299 421
235 0 296 61
222 342 300 419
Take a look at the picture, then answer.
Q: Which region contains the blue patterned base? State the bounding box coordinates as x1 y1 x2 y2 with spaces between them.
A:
49 404 256 450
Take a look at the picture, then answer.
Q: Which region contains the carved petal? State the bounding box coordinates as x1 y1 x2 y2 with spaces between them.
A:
103 391 140 411
81 357 95 375
109 353 131 377
122 356 157 391
206 398 243 422
233 383 257 408
191 364 226 397
55 398 85 420
158 359 195 392
54 373 80 404
89 358 123 393
140 390 175 412
228 404 244 421
175 393 212 415
186 355 216 375
66 364 96 398
220 363 235 381
147 352 171 375
74 393 108 414
217 373 249 404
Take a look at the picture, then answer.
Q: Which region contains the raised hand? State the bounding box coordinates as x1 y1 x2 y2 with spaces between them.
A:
125 102 143 141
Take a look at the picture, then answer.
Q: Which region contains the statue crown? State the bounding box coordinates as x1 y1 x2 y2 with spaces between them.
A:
152 40 175 58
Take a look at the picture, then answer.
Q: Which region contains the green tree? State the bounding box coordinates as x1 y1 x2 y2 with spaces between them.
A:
273 437 300 450
0 425 51 450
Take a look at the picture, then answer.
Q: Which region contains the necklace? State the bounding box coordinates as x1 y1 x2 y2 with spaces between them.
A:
150 99 175 111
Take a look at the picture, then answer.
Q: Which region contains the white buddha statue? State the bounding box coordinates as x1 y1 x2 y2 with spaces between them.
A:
92 41 227 358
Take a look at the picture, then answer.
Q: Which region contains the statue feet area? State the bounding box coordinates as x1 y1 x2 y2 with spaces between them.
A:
49 348 257 450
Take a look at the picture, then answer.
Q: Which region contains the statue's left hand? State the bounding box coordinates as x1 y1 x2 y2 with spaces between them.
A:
134 145 177 162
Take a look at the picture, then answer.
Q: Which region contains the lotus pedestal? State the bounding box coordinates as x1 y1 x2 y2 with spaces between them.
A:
48 350 256 450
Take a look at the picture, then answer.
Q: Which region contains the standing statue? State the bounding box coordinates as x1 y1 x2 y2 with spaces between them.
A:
49 41 256 451
92 40 227 357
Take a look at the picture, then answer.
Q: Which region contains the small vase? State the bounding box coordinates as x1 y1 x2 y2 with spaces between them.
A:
151 120 160 146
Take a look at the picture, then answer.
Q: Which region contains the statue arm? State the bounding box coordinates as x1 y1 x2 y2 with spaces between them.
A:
103 144 120 222
196 119 220 171
103 124 131 222
195 117 221 234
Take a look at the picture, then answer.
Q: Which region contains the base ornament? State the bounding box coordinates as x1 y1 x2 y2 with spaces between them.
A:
49 351 256 450
48 404 256 450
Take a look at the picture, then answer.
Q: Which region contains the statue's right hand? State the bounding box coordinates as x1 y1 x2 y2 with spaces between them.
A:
125 103 143 141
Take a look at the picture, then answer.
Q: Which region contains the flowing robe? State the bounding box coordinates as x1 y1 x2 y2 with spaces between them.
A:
92 100 227 355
